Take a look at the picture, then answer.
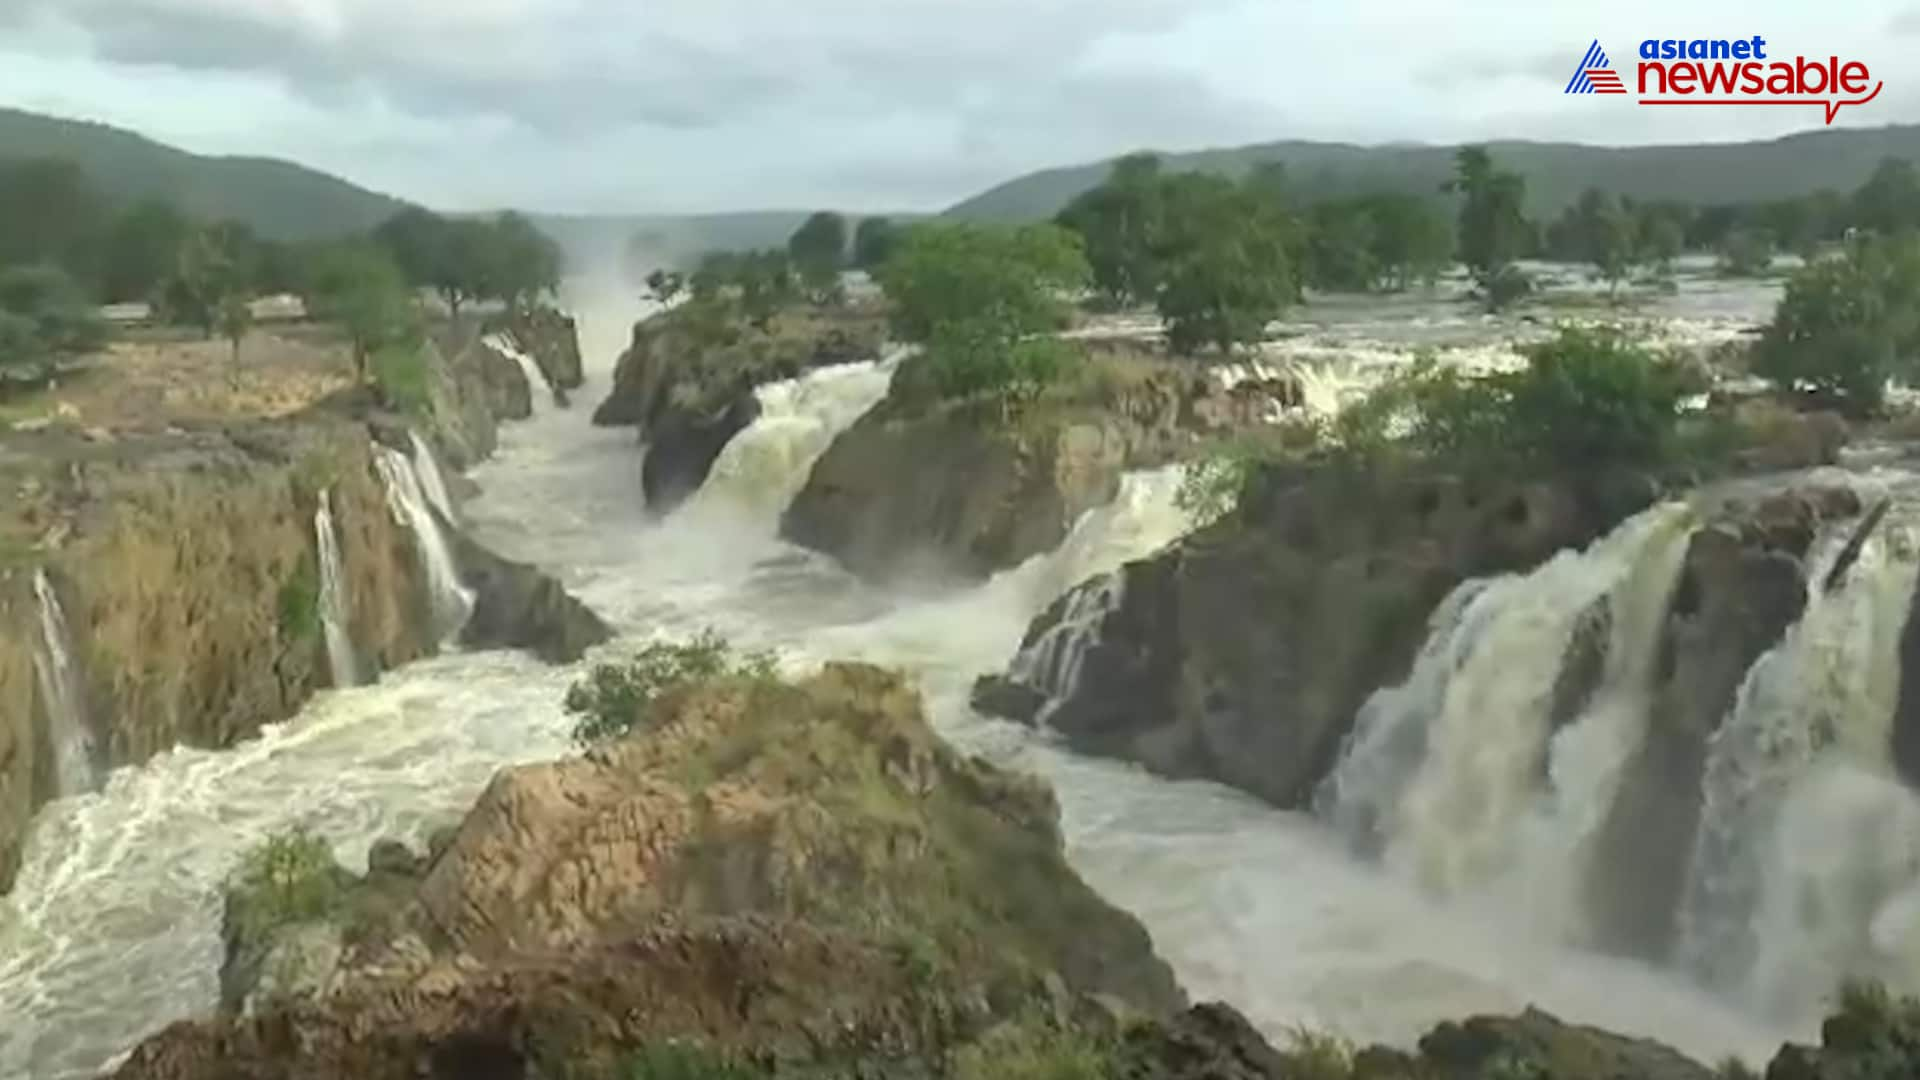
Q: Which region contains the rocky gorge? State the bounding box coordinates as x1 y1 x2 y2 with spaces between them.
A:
13 274 1920 1080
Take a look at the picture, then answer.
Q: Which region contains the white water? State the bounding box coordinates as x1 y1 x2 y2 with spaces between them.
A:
30 570 95 800
677 354 899 532
1678 480 1920 1020
373 444 475 644
409 430 458 525
0 287 1870 1079
1320 503 1696 902
486 332 550 411
313 490 359 689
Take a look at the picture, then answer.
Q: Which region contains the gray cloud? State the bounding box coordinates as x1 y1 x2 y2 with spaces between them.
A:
0 0 1913 213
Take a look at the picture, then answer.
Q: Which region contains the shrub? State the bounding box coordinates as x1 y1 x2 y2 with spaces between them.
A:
565 630 777 746
229 828 344 942
372 343 433 416
276 557 320 641
1281 1027 1358 1080
1754 238 1920 415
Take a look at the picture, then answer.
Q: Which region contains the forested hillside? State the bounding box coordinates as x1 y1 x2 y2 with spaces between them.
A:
947 125 1920 222
0 108 407 240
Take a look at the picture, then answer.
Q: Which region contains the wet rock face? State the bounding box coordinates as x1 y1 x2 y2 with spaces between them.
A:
976 463 1660 807
592 305 886 514
781 357 1290 585
1585 486 1857 961
502 306 585 391
640 393 762 516
449 528 611 663
1414 1007 1715 1080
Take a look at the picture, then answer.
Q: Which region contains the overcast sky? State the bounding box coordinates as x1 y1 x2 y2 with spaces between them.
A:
2 1 1919 215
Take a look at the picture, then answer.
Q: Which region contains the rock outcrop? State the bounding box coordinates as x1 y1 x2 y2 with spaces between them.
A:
120 662 1192 1078
782 347 1291 584
592 302 886 515
450 527 612 663
973 462 1663 807
0 314 588 894
501 305 586 392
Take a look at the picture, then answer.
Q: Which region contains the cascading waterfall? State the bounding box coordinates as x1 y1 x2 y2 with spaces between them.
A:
1318 502 1698 901
1007 572 1125 720
314 489 360 688
1677 490 1920 1019
486 332 550 410
409 430 458 525
30 569 97 798
373 444 475 643
680 355 900 528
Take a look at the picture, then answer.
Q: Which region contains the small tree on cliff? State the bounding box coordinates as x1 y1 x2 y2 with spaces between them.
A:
1153 173 1296 354
877 222 1088 403
303 244 420 382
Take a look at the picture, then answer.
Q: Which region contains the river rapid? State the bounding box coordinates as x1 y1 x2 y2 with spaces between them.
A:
0 276 1800 1078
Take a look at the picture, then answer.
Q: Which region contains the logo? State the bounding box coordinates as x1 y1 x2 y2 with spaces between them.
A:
1568 36 1883 124
1564 40 1627 95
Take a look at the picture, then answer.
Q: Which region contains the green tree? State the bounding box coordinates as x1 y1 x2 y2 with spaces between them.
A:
101 199 192 303
0 265 108 388
644 269 685 304
1716 227 1774 277
489 211 562 312
877 223 1089 402
303 243 421 382
852 216 899 271
737 249 796 329
1754 236 1920 415
1055 152 1165 308
1445 146 1531 309
1303 200 1380 293
1154 173 1295 354
372 207 450 290
1852 157 1920 237
787 211 848 301
1368 193 1453 290
163 224 251 336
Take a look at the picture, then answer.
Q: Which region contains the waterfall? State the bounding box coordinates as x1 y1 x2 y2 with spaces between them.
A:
373 444 475 644
30 569 96 798
1318 502 1697 901
314 489 360 689
1675 495 1920 1017
408 430 457 525
486 332 550 410
680 355 899 529
1007 572 1125 724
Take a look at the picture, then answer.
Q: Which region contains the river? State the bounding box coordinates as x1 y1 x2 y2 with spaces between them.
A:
0 277 1799 1078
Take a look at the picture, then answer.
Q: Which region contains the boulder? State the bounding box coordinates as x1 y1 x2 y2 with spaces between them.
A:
450 530 612 664
976 462 1661 807
1415 1007 1714 1080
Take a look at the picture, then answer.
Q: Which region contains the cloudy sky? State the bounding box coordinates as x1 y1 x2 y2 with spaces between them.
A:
2 0 1918 215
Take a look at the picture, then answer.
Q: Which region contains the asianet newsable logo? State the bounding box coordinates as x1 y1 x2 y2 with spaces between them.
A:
1565 36 1883 124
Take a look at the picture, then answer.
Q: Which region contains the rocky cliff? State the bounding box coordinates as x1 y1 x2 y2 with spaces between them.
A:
0 319 591 894
500 305 586 393
782 345 1294 584
592 302 887 515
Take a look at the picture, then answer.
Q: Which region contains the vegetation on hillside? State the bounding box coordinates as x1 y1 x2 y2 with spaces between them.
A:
0 265 108 396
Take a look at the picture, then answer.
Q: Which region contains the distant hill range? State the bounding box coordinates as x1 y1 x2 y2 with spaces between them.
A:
0 107 410 240
943 125 1920 221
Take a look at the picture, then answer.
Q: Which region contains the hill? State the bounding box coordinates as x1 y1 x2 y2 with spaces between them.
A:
0 108 409 240
945 125 1920 221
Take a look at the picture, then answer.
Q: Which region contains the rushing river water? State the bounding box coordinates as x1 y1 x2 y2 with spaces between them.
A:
0 277 1807 1079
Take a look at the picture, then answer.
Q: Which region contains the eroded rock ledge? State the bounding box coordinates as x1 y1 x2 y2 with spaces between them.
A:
592 302 887 515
